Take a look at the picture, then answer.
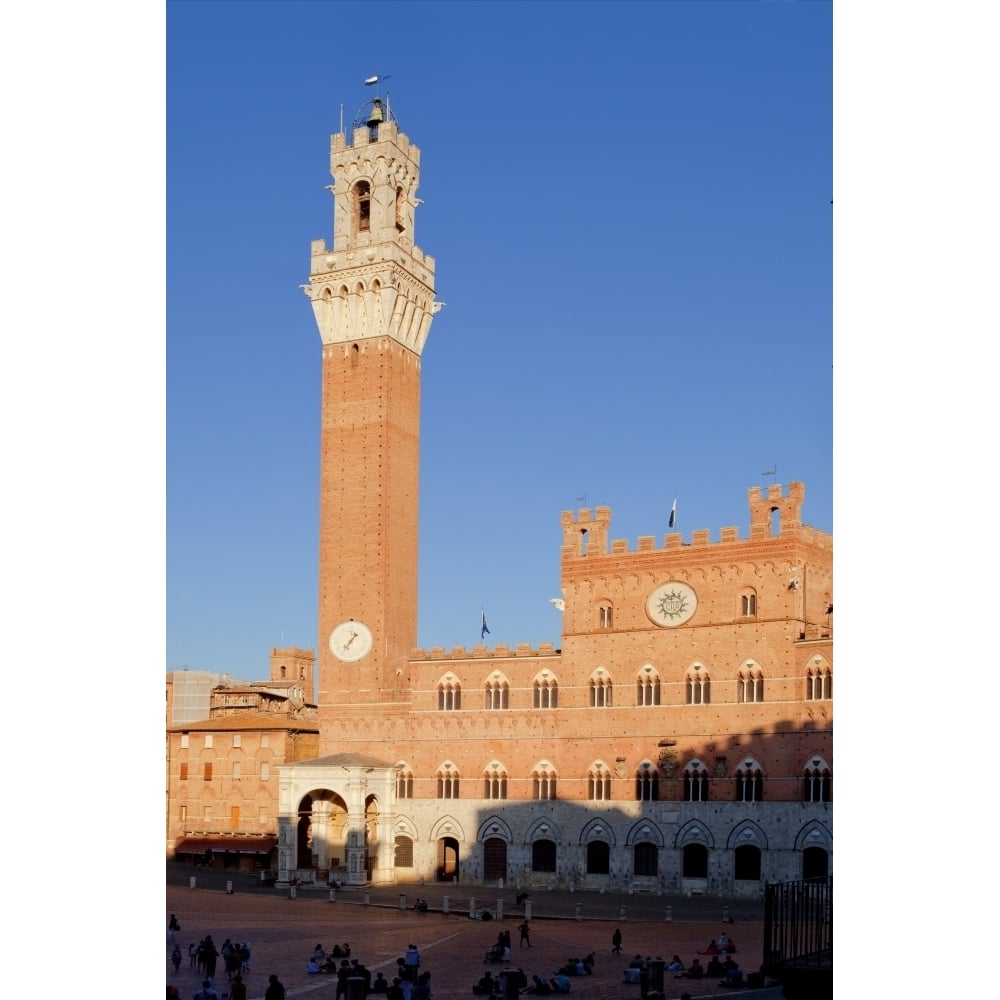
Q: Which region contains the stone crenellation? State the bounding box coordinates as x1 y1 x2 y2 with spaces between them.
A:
562 482 830 560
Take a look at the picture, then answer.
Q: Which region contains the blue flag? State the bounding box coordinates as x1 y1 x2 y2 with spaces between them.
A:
481 609 491 640
668 498 677 529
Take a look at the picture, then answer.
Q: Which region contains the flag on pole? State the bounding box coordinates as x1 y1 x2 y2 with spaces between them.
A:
668 498 677 529
364 76 380 86
481 609 491 640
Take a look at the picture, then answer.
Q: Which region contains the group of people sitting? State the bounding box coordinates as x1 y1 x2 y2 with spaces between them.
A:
620 943 745 990
473 968 574 997
305 942 353 974
413 898 429 913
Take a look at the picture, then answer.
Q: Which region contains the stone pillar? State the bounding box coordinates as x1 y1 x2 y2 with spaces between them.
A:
664 905 673 922
574 903 582 921
442 896 450 914
496 898 504 920
399 893 407 911
469 897 477 920
524 900 532 920
647 958 664 995
619 904 627 920
189 877 196 889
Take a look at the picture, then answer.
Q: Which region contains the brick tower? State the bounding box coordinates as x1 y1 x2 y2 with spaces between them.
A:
302 96 440 739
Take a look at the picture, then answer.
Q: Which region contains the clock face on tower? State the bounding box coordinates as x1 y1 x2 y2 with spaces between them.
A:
646 581 698 628
329 621 373 662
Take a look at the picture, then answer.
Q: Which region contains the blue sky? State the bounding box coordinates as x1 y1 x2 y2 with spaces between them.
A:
167 0 832 676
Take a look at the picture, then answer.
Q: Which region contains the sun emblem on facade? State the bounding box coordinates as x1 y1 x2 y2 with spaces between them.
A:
656 589 689 621
646 581 698 628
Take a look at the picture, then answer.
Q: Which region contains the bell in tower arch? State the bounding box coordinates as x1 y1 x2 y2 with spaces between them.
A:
367 98 385 132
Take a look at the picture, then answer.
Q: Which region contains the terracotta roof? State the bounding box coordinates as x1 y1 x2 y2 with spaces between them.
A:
174 835 278 854
289 751 395 769
168 714 319 733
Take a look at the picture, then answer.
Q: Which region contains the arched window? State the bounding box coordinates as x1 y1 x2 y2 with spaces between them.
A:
803 756 832 802
636 668 661 706
735 758 764 802
740 591 757 617
598 602 613 629
683 759 709 801
396 765 413 799
737 663 765 703
590 673 613 707
635 762 660 801
682 842 708 878
807 663 832 700
586 839 610 875
355 181 372 233
394 835 414 867
532 762 557 800
685 667 710 705
484 678 509 710
437 678 461 710
588 762 612 801
483 762 507 800
533 676 558 708
633 842 659 877
532 839 557 873
436 763 460 799
734 844 761 881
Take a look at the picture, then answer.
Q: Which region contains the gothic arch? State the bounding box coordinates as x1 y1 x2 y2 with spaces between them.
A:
524 816 561 843
726 819 769 851
477 814 513 842
675 819 715 849
429 814 465 843
794 820 832 852
626 819 665 848
578 816 617 847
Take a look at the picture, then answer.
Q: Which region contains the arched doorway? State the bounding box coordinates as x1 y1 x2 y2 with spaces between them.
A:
295 791 349 872
437 836 459 881
483 836 507 883
802 846 829 880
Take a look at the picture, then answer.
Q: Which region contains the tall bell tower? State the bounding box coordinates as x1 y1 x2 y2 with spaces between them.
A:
303 95 440 736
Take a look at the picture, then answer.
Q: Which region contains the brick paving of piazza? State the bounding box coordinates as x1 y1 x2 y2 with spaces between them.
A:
166 869 783 1000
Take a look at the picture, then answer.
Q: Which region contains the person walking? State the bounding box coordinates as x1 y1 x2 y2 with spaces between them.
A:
518 920 531 947
265 974 286 1000
171 945 182 974
230 974 248 1000
612 928 623 954
194 979 218 1000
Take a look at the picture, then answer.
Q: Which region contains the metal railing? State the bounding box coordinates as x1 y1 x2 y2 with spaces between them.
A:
762 877 831 973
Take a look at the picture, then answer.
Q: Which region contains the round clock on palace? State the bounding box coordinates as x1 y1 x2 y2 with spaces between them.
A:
329 620 373 661
646 581 698 628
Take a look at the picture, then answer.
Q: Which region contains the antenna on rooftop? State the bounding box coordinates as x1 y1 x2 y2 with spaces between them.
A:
762 467 777 485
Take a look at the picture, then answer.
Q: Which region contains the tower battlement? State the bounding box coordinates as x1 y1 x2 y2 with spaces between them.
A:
561 483 829 560
412 642 560 661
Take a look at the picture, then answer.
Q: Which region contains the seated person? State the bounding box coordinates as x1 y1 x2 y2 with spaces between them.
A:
725 938 737 954
307 959 321 974
529 975 552 994
628 955 645 969
516 892 530 905
721 964 743 987
622 967 640 984
313 945 326 962
472 972 496 995
706 956 724 977
666 956 684 972
676 958 704 979
702 940 719 955
550 973 571 993
322 957 338 974
371 973 389 994
581 953 595 974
